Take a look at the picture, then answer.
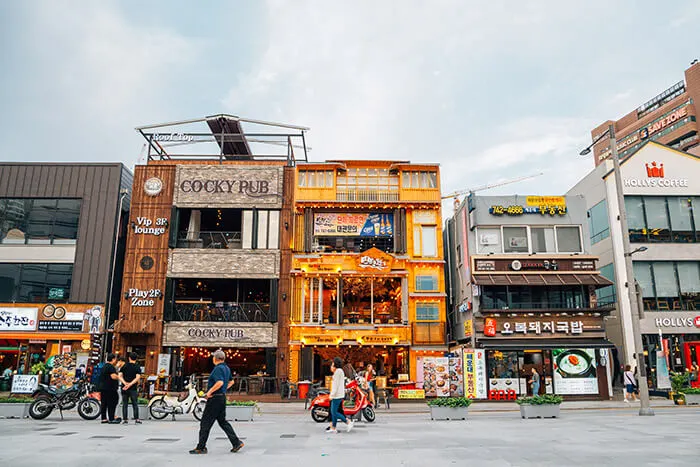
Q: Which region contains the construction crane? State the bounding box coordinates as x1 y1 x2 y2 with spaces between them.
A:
442 172 544 210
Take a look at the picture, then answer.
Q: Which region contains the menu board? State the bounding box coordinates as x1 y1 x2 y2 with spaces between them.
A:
313 213 394 237
448 355 464 397
422 357 450 397
552 348 598 395
50 352 77 390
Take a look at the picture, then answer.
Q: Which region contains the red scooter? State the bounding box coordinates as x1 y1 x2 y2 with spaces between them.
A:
309 376 376 423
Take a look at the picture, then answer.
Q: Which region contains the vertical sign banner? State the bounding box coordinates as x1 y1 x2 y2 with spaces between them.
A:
463 349 488 399
656 349 671 390
157 354 171 377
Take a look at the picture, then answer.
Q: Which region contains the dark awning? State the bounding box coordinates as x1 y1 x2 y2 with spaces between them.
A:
478 338 616 349
473 273 613 287
206 115 252 159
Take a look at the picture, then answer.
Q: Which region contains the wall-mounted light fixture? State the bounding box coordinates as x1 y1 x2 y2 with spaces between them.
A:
282 293 287 301
284 221 289 230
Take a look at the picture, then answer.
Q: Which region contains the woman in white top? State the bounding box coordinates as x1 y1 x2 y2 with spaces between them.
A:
327 357 354 433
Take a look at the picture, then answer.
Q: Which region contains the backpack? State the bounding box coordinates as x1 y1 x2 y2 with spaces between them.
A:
91 362 105 390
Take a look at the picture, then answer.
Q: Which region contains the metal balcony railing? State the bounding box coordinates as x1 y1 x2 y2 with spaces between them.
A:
176 231 242 249
168 302 273 322
412 322 446 345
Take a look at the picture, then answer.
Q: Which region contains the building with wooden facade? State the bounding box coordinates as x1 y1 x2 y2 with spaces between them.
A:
112 115 306 386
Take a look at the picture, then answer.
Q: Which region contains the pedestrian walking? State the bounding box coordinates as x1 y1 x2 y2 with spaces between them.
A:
119 352 142 424
99 353 121 424
690 363 699 389
363 363 376 407
624 365 639 402
189 349 243 455
529 368 541 396
327 357 354 434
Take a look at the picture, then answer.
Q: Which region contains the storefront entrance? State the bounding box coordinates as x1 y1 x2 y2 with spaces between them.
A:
300 346 408 385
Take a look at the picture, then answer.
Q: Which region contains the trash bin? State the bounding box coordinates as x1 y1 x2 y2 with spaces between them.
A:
297 381 311 399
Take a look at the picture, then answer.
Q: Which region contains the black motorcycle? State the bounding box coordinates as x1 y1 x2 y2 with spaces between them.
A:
29 378 101 420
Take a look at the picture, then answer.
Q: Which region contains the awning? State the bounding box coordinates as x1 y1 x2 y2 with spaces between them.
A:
473 273 613 287
478 338 616 349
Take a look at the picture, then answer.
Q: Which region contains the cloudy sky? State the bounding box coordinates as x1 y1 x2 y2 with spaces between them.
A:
1 1 698 208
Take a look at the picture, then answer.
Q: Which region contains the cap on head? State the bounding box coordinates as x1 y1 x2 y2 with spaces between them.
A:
213 349 226 361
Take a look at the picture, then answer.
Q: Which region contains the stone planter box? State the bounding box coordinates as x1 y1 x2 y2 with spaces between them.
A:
429 406 468 421
519 404 560 419
226 405 255 421
684 393 700 405
0 403 30 419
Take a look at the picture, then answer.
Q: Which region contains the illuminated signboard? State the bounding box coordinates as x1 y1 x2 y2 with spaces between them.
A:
489 205 567 216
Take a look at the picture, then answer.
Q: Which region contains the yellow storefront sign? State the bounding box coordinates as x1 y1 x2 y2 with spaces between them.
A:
302 335 342 345
463 320 473 338
398 389 425 399
526 196 565 207
358 335 399 345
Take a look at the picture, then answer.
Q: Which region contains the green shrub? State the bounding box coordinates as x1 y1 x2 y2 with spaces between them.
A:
516 394 563 405
426 397 472 408
681 387 700 395
138 398 149 405
670 372 690 393
0 397 33 404
226 400 257 406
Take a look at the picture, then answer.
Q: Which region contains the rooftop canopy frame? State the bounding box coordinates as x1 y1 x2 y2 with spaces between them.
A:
135 114 310 165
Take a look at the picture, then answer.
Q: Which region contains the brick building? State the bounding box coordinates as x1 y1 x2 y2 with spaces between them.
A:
591 61 700 165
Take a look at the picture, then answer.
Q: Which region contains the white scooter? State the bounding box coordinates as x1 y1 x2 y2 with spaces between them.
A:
148 380 206 421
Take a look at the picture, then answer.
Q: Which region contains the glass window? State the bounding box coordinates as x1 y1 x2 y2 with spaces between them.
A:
556 226 582 253
18 263 48 302
307 171 317 188
476 227 501 254
416 303 439 321
644 197 671 242
325 171 333 188
625 196 647 243
0 199 30 244
0 263 21 302
480 286 507 309
668 197 694 242
596 263 616 306
53 200 81 244
427 172 437 189
415 275 438 291
298 171 307 187
503 227 528 253
531 227 556 253
45 264 72 302
411 172 419 189
634 262 656 308
678 262 700 296
653 262 679 310
588 200 610 244
420 226 437 257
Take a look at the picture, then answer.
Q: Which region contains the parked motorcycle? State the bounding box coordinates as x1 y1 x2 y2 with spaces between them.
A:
29 378 101 420
148 380 205 421
309 375 375 423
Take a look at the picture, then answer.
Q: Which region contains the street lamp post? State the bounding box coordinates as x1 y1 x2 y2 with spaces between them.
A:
581 124 654 416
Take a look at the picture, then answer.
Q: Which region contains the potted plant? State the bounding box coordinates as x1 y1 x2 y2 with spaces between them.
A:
226 400 258 421
680 387 700 405
516 394 563 419
670 372 689 405
427 397 472 420
0 397 33 419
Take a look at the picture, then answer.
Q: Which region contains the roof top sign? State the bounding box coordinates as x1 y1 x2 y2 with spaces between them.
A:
618 144 697 195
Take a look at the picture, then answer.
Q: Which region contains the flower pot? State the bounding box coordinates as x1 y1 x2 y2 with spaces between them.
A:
226 405 255 421
429 406 468 421
672 393 686 405
683 393 700 406
519 403 560 419
0 403 30 419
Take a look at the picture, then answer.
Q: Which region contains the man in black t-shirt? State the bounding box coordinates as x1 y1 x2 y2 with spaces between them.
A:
119 352 142 424
99 354 121 424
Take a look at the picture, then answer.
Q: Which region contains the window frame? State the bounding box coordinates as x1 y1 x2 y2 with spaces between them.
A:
414 224 438 257
0 198 81 245
415 274 439 292
415 302 440 322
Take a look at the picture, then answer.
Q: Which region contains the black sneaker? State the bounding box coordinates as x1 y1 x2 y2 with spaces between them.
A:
231 442 244 453
189 448 208 455
122 420 128 425
135 419 142 424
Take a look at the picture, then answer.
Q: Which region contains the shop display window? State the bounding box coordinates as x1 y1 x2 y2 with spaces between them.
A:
635 261 700 311
626 196 699 243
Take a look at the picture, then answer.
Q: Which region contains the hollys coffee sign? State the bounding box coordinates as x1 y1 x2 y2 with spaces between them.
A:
175 166 283 207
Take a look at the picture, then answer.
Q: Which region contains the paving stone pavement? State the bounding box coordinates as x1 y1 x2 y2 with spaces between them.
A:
0 404 697 467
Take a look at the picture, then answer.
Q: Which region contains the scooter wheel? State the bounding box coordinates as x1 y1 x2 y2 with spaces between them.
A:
193 401 205 421
149 399 169 420
311 405 329 423
78 398 101 420
363 406 376 423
